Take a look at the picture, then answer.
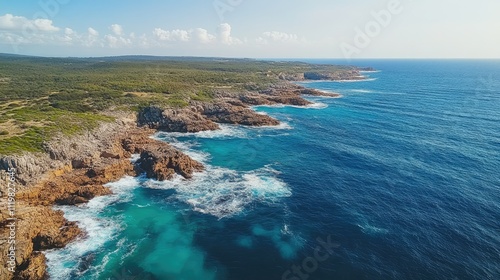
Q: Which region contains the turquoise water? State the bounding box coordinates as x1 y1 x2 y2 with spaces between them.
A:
45 60 500 279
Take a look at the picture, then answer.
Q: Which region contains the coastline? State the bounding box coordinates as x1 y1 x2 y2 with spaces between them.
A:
0 74 359 279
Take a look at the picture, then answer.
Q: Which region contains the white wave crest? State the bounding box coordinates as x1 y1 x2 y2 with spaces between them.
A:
351 89 373 93
156 124 248 140
306 102 329 109
253 102 328 110
44 176 142 280
333 78 378 83
146 165 291 219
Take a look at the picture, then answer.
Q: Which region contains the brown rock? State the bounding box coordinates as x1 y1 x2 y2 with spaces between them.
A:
13 252 47 280
197 102 280 126
100 151 121 159
138 106 219 132
0 203 82 279
136 145 204 180
71 158 92 169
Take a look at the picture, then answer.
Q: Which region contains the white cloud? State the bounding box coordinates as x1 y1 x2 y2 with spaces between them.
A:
61 28 75 43
33 19 60 32
257 31 299 44
0 14 59 32
0 15 273 54
64 28 74 35
83 27 100 46
110 24 123 36
153 28 190 42
218 23 241 45
171 29 190 42
104 34 132 48
138 33 150 48
0 14 22 30
88 27 99 37
0 32 27 44
151 24 241 46
193 28 215 44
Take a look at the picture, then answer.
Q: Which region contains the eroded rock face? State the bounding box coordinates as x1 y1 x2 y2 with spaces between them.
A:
138 106 220 132
239 93 312 106
0 202 82 280
136 146 204 180
13 252 47 280
122 130 204 180
0 154 57 187
196 102 280 126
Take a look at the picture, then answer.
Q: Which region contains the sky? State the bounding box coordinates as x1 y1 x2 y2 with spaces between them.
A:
0 0 499 58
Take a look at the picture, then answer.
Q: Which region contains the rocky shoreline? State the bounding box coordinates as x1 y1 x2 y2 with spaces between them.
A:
0 82 341 279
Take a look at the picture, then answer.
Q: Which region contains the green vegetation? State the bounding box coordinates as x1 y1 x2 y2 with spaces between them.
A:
0 54 352 155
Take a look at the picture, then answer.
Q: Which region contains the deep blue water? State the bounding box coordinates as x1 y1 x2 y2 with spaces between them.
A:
46 60 500 280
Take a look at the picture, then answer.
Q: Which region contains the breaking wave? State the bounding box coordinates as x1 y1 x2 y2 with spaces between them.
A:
44 176 142 280
151 127 292 218
145 165 291 218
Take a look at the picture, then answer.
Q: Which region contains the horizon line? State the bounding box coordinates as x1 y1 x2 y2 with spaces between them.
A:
1 52 499 61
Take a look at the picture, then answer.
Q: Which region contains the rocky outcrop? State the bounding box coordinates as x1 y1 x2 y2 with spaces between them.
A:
194 101 280 126
138 102 280 132
13 252 47 280
0 154 58 188
138 106 219 133
18 159 134 206
122 131 204 180
239 93 312 106
136 147 203 180
0 201 81 280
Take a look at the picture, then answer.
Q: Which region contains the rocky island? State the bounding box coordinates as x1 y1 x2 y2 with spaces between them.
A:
0 55 368 279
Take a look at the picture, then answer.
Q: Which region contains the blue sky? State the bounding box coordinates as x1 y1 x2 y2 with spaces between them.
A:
0 0 499 58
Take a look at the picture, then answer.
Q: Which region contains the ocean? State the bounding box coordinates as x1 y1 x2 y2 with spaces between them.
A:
45 60 500 280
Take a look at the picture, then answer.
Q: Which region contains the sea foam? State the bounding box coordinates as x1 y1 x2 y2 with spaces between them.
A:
145 158 291 219
44 176 142 280
152 125 292 218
